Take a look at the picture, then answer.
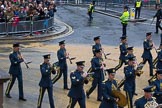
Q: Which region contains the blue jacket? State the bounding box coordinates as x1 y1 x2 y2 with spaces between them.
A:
68 70 85 98
57 48 67 68
99 79 118 108
134 96 155 108
156 50 162 69
151 79 162 96
142 40 153 59
119 43 128 60
124 65 136 92
9 51 24 75
91 57 104 80
39 62 55 87
92 43 102 55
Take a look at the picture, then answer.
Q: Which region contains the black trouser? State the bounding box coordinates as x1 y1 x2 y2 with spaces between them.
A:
67 97 86 108
88 12 93 21
115 59 126 71
122 23 127 36
135 8 141 19
37 86 55 108
125 91 134 108
86 76 103 100
142 58 153 76
5 74 24 98
52 66 68 89
156 20 162 33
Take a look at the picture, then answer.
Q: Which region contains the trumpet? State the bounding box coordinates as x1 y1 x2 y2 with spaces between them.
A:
83 72 94 84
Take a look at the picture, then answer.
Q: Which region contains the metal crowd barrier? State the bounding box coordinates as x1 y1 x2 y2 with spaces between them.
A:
0 17 54 36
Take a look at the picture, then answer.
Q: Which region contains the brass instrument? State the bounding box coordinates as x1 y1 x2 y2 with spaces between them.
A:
83 72 94 84
112 90 127 107
148 74 157 84
111 83 127 107
51 61 60 84
144 97 159 108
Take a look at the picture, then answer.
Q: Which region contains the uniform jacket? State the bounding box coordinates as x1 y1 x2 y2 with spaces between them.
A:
142 39 153 59
99 79 118 108
92 43 101 55
156 50 162 69
68 70 85 98
134 96 156 108
151 79 162 96
57 48 67 68
124 65 136 92
9 51 24 75
119 43 128 60
39 62 55 87
91 57 104 80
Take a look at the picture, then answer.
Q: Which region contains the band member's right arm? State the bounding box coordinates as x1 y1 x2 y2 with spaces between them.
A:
91 59 101 71
57 50 66 61
120 44 127 55
9 53 24 65
144 41 152 50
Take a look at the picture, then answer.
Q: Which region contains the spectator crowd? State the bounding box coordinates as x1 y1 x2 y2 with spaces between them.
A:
0 0 57 23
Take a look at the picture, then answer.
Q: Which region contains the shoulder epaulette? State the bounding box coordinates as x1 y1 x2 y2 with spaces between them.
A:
144 39 147 42
40 63 43 66
120 43 123 45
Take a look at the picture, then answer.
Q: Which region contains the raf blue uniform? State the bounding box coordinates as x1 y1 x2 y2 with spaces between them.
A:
5 43 26 100
150 70 162 104
92 43 102 56
37 54 55 108
156 49 162 69
141 33 153 76
152 79 162 104
92 36 102 56
124 62 136 108
115 37 128 71
52 40 68 89
99 79 118 108
67 70 86 108
86 52 104 101
134 85 157 108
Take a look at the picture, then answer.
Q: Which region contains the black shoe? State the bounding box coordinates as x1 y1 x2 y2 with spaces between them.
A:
6 94 12 98
86 92 89 99
97 98 102 101
134 93 138 96
19 97 27 101
64 88 70 90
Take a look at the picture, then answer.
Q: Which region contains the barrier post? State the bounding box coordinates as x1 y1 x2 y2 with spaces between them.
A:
130 8 135 20
30 16 33 36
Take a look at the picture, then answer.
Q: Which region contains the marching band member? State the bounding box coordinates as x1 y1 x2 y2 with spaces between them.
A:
99 68 119 108
52 40 69 90
37 54 56 108
124 56 136 108
140 32 154 76
134 85 158 108
5 43 27 101
92 36 102 56
86 49 105 101
67 61 87 108
115 36 128 71
151 69 162 104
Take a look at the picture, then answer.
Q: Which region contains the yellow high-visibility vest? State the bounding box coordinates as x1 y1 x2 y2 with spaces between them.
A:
136 1 141 8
